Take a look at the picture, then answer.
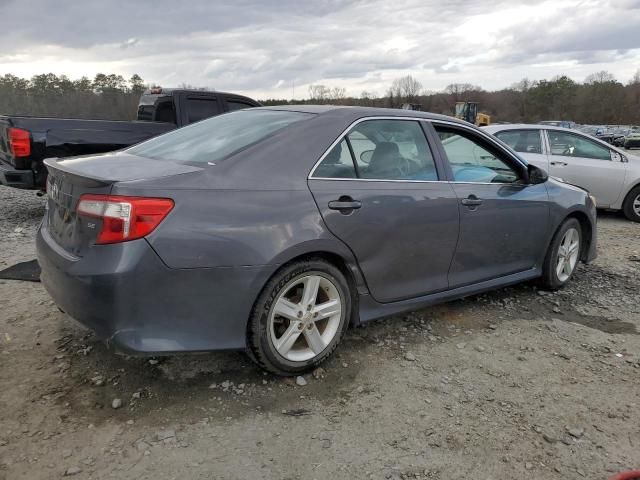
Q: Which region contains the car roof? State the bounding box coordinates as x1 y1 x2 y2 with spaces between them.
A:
484 123 576 132
256 104 470 124
142 88 258 100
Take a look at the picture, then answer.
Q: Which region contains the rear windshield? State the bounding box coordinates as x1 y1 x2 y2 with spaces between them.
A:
127 109 313 164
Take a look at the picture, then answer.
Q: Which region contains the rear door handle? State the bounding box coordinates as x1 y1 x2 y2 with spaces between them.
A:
328 196 362 213
550 161 568 166
461 195 483 207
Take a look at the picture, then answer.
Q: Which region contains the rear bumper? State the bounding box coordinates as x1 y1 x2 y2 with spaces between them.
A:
0 159 35 189
36 223 273 354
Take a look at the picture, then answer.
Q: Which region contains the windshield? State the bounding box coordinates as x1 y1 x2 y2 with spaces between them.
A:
127 109 313 164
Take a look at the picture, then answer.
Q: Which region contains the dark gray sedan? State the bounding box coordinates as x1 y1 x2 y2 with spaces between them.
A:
37 106 597 375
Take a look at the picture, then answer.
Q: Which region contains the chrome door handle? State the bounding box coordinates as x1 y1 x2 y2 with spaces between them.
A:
328 196 361 214
461 195 483 207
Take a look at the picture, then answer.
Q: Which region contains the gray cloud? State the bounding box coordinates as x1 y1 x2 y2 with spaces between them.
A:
0 0 638 97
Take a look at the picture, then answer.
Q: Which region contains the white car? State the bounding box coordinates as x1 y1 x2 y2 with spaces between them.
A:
483 124 640 222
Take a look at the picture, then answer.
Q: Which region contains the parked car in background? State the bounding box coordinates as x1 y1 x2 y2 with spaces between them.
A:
484 124 640 222
611 127 631 147
0 88 260 190
37 106 597 375
624 130 640 150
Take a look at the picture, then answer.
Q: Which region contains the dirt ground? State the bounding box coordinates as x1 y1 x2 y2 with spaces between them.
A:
1 186 639 480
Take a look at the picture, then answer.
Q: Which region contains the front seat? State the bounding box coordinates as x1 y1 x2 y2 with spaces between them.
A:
366 142 401 178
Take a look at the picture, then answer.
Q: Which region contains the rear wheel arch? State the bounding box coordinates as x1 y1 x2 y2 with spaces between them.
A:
259 250 362 327
245 255 354 374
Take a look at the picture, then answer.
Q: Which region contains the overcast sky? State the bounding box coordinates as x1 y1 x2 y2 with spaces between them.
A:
1 0 639 99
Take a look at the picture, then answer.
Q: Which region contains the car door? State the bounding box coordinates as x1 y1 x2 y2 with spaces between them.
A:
544 129 627 207
431 123 549 288
494 129 549 172
308 118 460 303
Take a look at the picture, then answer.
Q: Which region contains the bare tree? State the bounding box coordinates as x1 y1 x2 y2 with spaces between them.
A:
444 83 482 101
584 71 616 84
330 87 346 101
308 84 331 102
390 75 423 103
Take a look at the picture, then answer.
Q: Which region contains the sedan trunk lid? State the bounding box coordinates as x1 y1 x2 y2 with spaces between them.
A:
43 153 202 256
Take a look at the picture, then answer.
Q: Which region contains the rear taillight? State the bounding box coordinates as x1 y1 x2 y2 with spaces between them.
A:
8 128 31 157
77 194 174 244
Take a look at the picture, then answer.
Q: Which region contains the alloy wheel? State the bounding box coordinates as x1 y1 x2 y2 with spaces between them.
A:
633 193 640 217
556 227 580 282
268 274 342 362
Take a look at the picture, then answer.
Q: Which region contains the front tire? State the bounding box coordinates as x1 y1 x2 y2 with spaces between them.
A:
539 218 582 290
247 259 351 375
622 186 640 223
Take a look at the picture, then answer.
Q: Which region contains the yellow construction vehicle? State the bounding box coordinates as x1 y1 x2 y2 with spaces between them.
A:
454 101 490 126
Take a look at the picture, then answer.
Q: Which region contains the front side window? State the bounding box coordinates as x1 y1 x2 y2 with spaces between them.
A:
435 126 520 183
495 130 542 154
547 131 611 160
127 109 313 164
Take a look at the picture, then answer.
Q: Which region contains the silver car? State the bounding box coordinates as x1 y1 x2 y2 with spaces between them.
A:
484 124 640 222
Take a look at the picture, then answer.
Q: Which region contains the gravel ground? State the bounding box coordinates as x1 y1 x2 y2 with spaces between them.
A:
1 186 639 480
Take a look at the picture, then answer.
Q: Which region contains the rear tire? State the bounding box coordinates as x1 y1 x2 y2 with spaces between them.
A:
246 258 351 376
622 186 640 223
539 218 582 290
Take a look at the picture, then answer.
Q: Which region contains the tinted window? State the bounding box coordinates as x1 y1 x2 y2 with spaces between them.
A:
227 101 255 112
547 131 611 160
344 120 438 180
137 95 175 123
312 140 357 178
435 126 520 183
154 99 176 123
186 98 220 123
495 130 542 154
127 110 313 164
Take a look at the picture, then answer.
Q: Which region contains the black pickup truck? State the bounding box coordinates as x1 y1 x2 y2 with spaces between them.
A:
0 88 260 189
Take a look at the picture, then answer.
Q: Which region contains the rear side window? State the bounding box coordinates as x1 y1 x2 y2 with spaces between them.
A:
495 130 542 154
127 110 313 164
312 119 438 181
547 130 611 160
186 98 221 123
313 140 357 178
137 95 176 123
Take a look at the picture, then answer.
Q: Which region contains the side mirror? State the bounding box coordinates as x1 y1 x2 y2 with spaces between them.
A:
528 164 548 184
611 150 628 163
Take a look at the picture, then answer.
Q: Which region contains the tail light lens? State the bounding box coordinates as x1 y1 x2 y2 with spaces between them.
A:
77 194 174 244
8 128 31 157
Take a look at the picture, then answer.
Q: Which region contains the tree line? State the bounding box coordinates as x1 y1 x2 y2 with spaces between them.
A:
1 70 639 125
0 73 146 120
267 70 640 125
